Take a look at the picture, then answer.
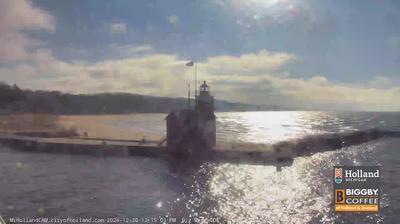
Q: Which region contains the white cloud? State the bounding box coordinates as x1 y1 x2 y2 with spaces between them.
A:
168 15 179 25
203 50 296 75
368 76 396 88
109 44 153 55
0 0 54 62
109 22 127 34
129 45 153 54
308 76 328 85
1 47 400 111
2 48 188 97
209 74 400 111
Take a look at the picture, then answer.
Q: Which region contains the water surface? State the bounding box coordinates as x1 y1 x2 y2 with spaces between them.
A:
1 111 399 223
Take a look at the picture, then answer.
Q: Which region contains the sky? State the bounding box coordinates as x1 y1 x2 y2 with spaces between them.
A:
0 0 400 111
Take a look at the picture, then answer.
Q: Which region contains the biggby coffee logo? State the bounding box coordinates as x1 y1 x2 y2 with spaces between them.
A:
333 166 380 212
335 189 345 204
335 168 343 184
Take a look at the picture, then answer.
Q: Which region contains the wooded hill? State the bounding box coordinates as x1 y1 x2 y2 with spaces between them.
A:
0 82 282 114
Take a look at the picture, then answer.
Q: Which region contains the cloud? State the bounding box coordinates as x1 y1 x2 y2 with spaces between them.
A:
168 15 179 25
203 50 296 75
387 36 400 50
2 48 188 97
210 74 400 111
128 45 153 54
1 47 400 111
109 44 153 56
368 76 397 88
109 22 127 34
0 0 54 62
308 76 328 85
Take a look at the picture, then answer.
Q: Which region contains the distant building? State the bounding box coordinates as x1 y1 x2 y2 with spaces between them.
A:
166 81 216 156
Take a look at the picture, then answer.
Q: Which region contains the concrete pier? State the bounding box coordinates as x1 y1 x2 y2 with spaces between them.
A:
0 134 164 157
0 133 293 167
1 128 397 167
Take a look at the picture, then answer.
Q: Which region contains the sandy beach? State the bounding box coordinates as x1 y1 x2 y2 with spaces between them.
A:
0 113 166 142
58 114 166 141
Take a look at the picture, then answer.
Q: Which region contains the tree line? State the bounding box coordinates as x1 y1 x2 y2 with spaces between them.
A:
0 82 271 115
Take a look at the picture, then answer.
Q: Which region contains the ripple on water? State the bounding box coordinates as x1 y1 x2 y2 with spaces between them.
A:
176 139 396 224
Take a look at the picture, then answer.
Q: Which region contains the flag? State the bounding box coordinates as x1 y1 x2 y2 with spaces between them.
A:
185 61 194 66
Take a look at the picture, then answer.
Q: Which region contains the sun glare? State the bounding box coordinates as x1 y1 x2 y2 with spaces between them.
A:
247 0 281 9
231 0 303 25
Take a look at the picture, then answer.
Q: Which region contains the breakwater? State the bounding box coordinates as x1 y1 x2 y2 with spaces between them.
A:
0 128 399 166
0 134 164 158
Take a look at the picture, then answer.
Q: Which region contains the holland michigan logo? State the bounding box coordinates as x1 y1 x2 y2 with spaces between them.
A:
335 168 343 184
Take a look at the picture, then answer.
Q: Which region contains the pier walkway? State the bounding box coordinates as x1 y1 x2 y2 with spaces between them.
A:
0 134 165 157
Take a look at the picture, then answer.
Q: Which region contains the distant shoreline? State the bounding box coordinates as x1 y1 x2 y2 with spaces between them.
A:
0 81 286 115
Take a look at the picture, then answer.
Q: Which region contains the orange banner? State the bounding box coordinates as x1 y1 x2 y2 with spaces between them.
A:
335 204 378 212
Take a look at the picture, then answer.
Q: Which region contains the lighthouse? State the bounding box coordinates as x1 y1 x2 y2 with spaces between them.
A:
195 81 216 147
196 81 214 117
166 81 216 156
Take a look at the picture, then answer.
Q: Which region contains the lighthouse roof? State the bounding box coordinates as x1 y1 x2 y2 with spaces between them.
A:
200 80 210 92
200 80 208 88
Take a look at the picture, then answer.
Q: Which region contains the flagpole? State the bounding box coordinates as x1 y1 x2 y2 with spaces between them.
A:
194 62 197 97
188 84 190 109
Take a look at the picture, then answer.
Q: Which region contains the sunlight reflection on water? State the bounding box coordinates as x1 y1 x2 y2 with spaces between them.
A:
112 111 397 145
208 156 329 223
216 111 348 144
1 112 399 223
180 140 390 224
111 111 399 223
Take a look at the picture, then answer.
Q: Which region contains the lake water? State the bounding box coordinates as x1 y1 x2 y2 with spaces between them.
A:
0 111 399 223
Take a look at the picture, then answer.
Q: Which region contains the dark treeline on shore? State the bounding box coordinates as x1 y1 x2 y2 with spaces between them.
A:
0 82 282 114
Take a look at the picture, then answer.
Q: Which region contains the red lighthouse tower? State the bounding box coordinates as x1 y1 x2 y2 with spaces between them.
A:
166 80 216 156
